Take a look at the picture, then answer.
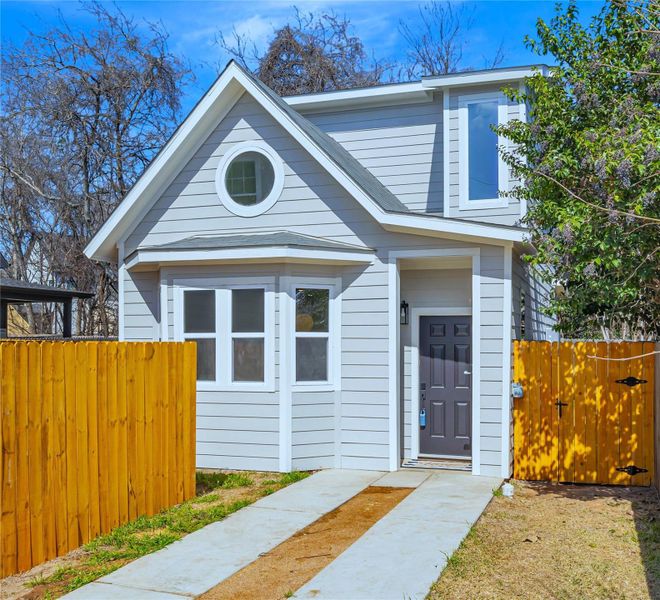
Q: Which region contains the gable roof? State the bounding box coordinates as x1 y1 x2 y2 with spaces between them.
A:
85 61 524 263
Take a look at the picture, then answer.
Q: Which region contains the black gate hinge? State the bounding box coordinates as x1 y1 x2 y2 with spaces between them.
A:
615 376 648 387
616 465 648 476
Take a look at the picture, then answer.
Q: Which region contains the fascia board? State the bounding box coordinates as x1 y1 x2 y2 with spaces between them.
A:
422 66 547 89
125 246 375 269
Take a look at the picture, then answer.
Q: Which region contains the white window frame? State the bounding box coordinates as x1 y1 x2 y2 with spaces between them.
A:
215 140 284 218
174 276 275 391
458 91 509 210
288 277 341 392
228 286 269 386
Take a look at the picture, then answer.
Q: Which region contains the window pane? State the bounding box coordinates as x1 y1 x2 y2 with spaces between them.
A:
232 289 265 332
468 101 499 200
296 288 329 332
233 338 264 382
224 152 275 206
296 337 328 382
184 290 215 333
189 338 216 381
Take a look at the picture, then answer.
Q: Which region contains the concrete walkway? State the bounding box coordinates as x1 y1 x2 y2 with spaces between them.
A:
294 470 501 600
63 469 499 600
63 470 383 599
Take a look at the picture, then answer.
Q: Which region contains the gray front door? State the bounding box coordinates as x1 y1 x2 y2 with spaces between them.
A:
419 315 472 457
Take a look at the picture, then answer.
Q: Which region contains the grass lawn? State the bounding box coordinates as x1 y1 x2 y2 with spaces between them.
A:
429 481 660 600
4 470 309 600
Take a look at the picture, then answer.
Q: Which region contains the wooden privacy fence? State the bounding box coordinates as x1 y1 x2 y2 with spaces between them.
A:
0 340 197 577
513 341 655 486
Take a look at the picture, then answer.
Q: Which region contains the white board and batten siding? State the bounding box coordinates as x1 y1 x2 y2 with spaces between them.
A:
120 91 513 475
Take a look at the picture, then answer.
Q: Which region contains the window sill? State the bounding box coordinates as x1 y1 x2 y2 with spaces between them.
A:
458 197 509 210
291 383 338 393
196 383 276 393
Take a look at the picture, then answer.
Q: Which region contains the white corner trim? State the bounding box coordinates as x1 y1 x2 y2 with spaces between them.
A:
387 258 400 472
159 270 168 341
518 81 528 220
214 140 284 218
442 88 450 217
501 246 513 478
409 305 472 462
279 274 293 472
471 251 481 475
457 91 510 211
118 240 126 341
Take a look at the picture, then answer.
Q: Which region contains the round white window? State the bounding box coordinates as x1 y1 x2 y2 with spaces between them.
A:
215 141 284 217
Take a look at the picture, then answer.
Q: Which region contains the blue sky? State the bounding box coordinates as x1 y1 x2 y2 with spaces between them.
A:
2 1 604 111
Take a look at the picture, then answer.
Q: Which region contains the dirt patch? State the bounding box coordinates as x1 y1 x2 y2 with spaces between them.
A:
201 485 413 600
429 481 660 600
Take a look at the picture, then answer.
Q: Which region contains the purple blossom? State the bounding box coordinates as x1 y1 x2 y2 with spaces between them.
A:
615 159 633 188
641 191 656 210
582 263 597 277
594 158 607 180
560 224 574 243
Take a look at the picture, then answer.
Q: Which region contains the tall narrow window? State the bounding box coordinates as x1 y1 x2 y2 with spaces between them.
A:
295 288 330 382
467 100 499 201
183 290 216 381
231 289 265 382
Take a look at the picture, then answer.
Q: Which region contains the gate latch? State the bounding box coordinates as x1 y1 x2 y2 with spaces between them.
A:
554 399 568 418
616 465 648 476
615 376 647 387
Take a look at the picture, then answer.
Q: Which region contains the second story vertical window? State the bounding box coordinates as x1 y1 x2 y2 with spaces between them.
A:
458 93 508 209
467 101 499 201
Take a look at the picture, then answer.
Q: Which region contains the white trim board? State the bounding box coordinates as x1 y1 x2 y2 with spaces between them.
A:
501 245 513 478
285 65 547 111
125 246 375 270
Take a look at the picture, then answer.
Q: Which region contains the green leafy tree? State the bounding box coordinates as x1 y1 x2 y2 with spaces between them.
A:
498 0 660 339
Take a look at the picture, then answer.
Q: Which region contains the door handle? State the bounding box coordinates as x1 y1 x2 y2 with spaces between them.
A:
464 370 471 375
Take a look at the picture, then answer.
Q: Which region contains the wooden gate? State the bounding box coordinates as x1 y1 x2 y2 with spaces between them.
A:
513 341 655 486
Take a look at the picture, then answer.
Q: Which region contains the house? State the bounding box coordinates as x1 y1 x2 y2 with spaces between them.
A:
85 61 553 478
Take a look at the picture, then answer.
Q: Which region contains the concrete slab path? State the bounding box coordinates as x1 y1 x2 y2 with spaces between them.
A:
63 470 383 599
294 471 501 600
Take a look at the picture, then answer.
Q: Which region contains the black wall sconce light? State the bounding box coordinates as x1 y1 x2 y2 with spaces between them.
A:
400 300 409 325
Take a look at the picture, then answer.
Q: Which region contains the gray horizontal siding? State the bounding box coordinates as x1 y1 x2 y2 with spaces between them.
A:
291 390 336 471
303 98 444 214
123 270 158 341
